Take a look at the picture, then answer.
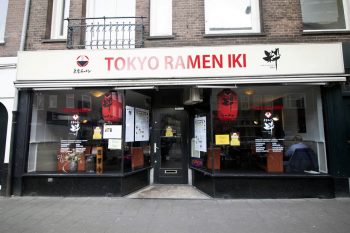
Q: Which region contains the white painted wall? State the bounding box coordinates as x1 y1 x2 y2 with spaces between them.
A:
0 57 17 98
0 57 17 164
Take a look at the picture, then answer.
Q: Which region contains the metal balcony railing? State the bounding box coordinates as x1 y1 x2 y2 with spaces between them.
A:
66 16 145 49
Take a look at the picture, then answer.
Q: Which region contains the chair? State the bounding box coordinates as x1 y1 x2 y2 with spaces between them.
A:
207 147 221 170
131 147 144 169
285 148 319 173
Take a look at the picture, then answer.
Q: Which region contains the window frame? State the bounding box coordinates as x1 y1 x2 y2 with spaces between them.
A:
50 0 70 39
150 0 173 37
204 0 262 35
301 0 350 32
0 0 9 43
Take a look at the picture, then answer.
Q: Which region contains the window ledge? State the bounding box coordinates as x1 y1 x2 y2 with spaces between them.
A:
0 41 5 45
146 35 175 40
302 30 350 35
203 33 266 38
191 167 331 178
22 166 152 178
41 38 67 43
23 172 124 178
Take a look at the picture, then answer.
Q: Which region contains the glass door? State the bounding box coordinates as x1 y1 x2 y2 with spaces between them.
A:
153 108 189 184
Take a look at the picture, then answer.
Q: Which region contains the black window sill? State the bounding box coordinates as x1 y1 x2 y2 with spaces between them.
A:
41 39 67 43
203 33 266 38
146 35 175 40
191 167 330 178
302 30 350 35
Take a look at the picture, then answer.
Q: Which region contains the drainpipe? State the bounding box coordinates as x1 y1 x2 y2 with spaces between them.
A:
6 0 31 197
19 0 31 51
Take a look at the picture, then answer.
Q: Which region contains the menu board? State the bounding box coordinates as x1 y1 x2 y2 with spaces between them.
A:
255 138 284 153
60 140 88 153
194 116 207 152
135 108 149 141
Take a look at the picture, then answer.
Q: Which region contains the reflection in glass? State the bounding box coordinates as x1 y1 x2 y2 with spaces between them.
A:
195 86 325 175
160 137 182 169
301 0 348 30
27 88 123 174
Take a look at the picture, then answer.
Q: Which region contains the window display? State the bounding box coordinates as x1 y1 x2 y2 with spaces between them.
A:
27 85 326 176
28 88 125 174
191 86 325 175
27 88 152 175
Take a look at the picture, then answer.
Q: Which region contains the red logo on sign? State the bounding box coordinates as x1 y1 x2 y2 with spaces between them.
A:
76 55 89 67
265 112 272 118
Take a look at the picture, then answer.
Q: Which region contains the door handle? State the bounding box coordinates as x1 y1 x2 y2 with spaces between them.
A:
154 143 160 153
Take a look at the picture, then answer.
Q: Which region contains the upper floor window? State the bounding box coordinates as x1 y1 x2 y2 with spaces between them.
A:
150 0 172 36
85 0 136 49
301 0 350 31
51 0 70 39
86 0 135 19
204 0 261 35
0 0 9 43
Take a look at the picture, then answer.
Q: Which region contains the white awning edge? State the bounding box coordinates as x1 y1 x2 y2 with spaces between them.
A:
14 76 347 89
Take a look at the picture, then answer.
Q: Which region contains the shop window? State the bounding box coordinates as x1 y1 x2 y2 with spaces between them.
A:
204 0 261 34
50 0 70 39
27 89 126 174
0 0 9 43
191 86 326 175
301 0 350 31
124 90 151 172
150 0 172 36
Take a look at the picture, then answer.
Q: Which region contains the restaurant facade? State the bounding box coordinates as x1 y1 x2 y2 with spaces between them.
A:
10 42 349 198
3 0 350 198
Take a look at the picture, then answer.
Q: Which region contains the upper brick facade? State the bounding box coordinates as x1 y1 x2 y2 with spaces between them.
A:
0 0 26 57
24 0 350 51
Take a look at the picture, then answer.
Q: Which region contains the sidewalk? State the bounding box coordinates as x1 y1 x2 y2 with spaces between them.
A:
1 196 350 233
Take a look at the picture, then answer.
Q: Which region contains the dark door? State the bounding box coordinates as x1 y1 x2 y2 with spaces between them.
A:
0 103 8 189
344 97 350 165
153 108 189 184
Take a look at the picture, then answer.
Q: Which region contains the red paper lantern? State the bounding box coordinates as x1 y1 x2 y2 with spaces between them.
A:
217 89 238 121
102 92 123 122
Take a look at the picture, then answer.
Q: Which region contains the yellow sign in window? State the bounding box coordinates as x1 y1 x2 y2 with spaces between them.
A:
215 134 230 145
165 126 173 137
230 132 240 146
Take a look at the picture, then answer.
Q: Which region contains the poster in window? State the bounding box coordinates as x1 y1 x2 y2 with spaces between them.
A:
49 95 57 109
103 124 122 139
108 139 122 150
135 108 149 141
93 126 102 140
37 93 44 110
125 106 135 142
194 116 207 152
230 132 240 146
66 94 74 108
215 134 230 145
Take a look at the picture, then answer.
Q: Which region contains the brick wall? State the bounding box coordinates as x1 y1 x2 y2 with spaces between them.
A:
25 0 85 51
24 0 350 51
0 0 26 57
